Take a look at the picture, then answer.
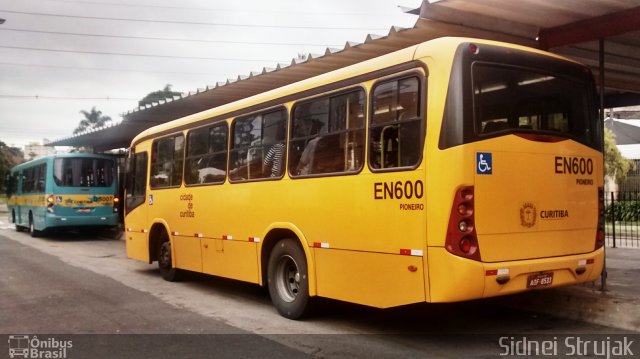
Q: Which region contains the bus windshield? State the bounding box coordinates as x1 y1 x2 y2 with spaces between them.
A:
53 157 115 187
473 63 593 143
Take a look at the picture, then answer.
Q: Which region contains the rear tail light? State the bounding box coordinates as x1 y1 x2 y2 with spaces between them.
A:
468 43 479 55
595 187 604 250
446 186 481 261
113 196 119 213
47 194 55 213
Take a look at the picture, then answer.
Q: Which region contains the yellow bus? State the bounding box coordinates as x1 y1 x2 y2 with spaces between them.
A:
124 37 604 319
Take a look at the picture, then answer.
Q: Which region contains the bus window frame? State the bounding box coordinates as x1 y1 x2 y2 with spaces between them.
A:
228 105 288 184
149 132 185 190
367 70 427 174
21 162 47 194
471 61 594 142
438 42 601 151
184 120 229 188
288 85 367 179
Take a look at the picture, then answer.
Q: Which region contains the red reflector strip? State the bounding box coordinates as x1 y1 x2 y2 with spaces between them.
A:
313 242 329 248
587 259 595 264
248 237 261 243
194 233 203 238
399 249 423 256
486 269 498 276
222 235 233 240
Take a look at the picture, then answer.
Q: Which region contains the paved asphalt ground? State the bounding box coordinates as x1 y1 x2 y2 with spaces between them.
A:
0 222 638 358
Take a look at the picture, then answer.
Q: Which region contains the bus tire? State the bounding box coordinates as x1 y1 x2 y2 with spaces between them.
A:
267 238 311 319
12 211 23 232
157 231 182 282
29 213 40 238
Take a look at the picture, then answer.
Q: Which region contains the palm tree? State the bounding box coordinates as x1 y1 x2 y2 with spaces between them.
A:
74 107 112 134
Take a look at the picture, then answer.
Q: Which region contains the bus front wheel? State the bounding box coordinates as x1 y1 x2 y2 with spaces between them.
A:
157 232 182 282
267 238 311 319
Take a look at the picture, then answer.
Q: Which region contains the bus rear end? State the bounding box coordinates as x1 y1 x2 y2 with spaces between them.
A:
428 40 604 302
47 155 119 229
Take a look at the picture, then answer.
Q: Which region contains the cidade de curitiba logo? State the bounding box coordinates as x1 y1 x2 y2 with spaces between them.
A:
8 335 72 359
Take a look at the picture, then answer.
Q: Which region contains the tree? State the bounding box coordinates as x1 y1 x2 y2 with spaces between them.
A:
604 128 633 183
138 84 182 107
0 141 25 193
74 107 112 135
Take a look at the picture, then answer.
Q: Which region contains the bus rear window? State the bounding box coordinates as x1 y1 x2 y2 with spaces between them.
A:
54 157 115 187
473 64 592 142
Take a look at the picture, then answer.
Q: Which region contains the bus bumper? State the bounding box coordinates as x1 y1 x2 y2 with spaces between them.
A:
45 213 119 228
427 246 605 302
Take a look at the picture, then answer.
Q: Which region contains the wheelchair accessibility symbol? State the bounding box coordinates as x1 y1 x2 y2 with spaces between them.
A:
476 152 492 175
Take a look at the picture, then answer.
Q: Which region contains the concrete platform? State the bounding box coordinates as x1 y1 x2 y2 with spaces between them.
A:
498 247 640 332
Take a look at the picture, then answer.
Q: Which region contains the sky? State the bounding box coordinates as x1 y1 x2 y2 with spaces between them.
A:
0 0 422 149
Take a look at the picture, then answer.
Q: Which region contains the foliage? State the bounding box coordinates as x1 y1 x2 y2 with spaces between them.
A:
138 84 182 107
0 141 25 193
605 199 640 222
74 107 113 135
604 128 633 183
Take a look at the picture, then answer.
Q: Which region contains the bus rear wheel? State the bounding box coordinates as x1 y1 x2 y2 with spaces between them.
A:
267 238 311 319
12 211 23 232
157 232 182 282
29 213 40 238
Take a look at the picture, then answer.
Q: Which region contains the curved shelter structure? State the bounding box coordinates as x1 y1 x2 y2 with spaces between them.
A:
49 0 640 151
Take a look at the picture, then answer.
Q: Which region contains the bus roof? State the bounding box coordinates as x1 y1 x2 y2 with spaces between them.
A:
10 153 117 172
130 37 578 148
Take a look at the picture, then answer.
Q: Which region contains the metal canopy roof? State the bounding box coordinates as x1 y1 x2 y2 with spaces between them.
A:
50 0 640 151
605 118 640 145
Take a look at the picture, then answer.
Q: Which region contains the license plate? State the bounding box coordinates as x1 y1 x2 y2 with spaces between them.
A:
526 272 554 289
76 208 92 213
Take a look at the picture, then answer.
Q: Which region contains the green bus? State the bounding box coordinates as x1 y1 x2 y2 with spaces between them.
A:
6 153 119 236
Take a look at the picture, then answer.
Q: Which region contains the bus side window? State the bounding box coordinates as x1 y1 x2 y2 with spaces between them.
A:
369 76 422 170
150 134 184 189
185 122 228 185
5 173 15 197
289 89 365 176
35 163 46 192
229 109 286 181
22 167 35 194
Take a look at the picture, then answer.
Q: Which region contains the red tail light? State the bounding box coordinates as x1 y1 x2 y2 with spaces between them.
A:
47 194 55 213
596 187 604 250
113 196 119 213
445 186 481 261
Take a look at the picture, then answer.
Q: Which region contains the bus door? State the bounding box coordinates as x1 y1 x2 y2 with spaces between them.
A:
125 151 150 261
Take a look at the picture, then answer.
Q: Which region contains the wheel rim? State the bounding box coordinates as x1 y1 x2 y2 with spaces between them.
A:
275 254 300 303
159 242 172 269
